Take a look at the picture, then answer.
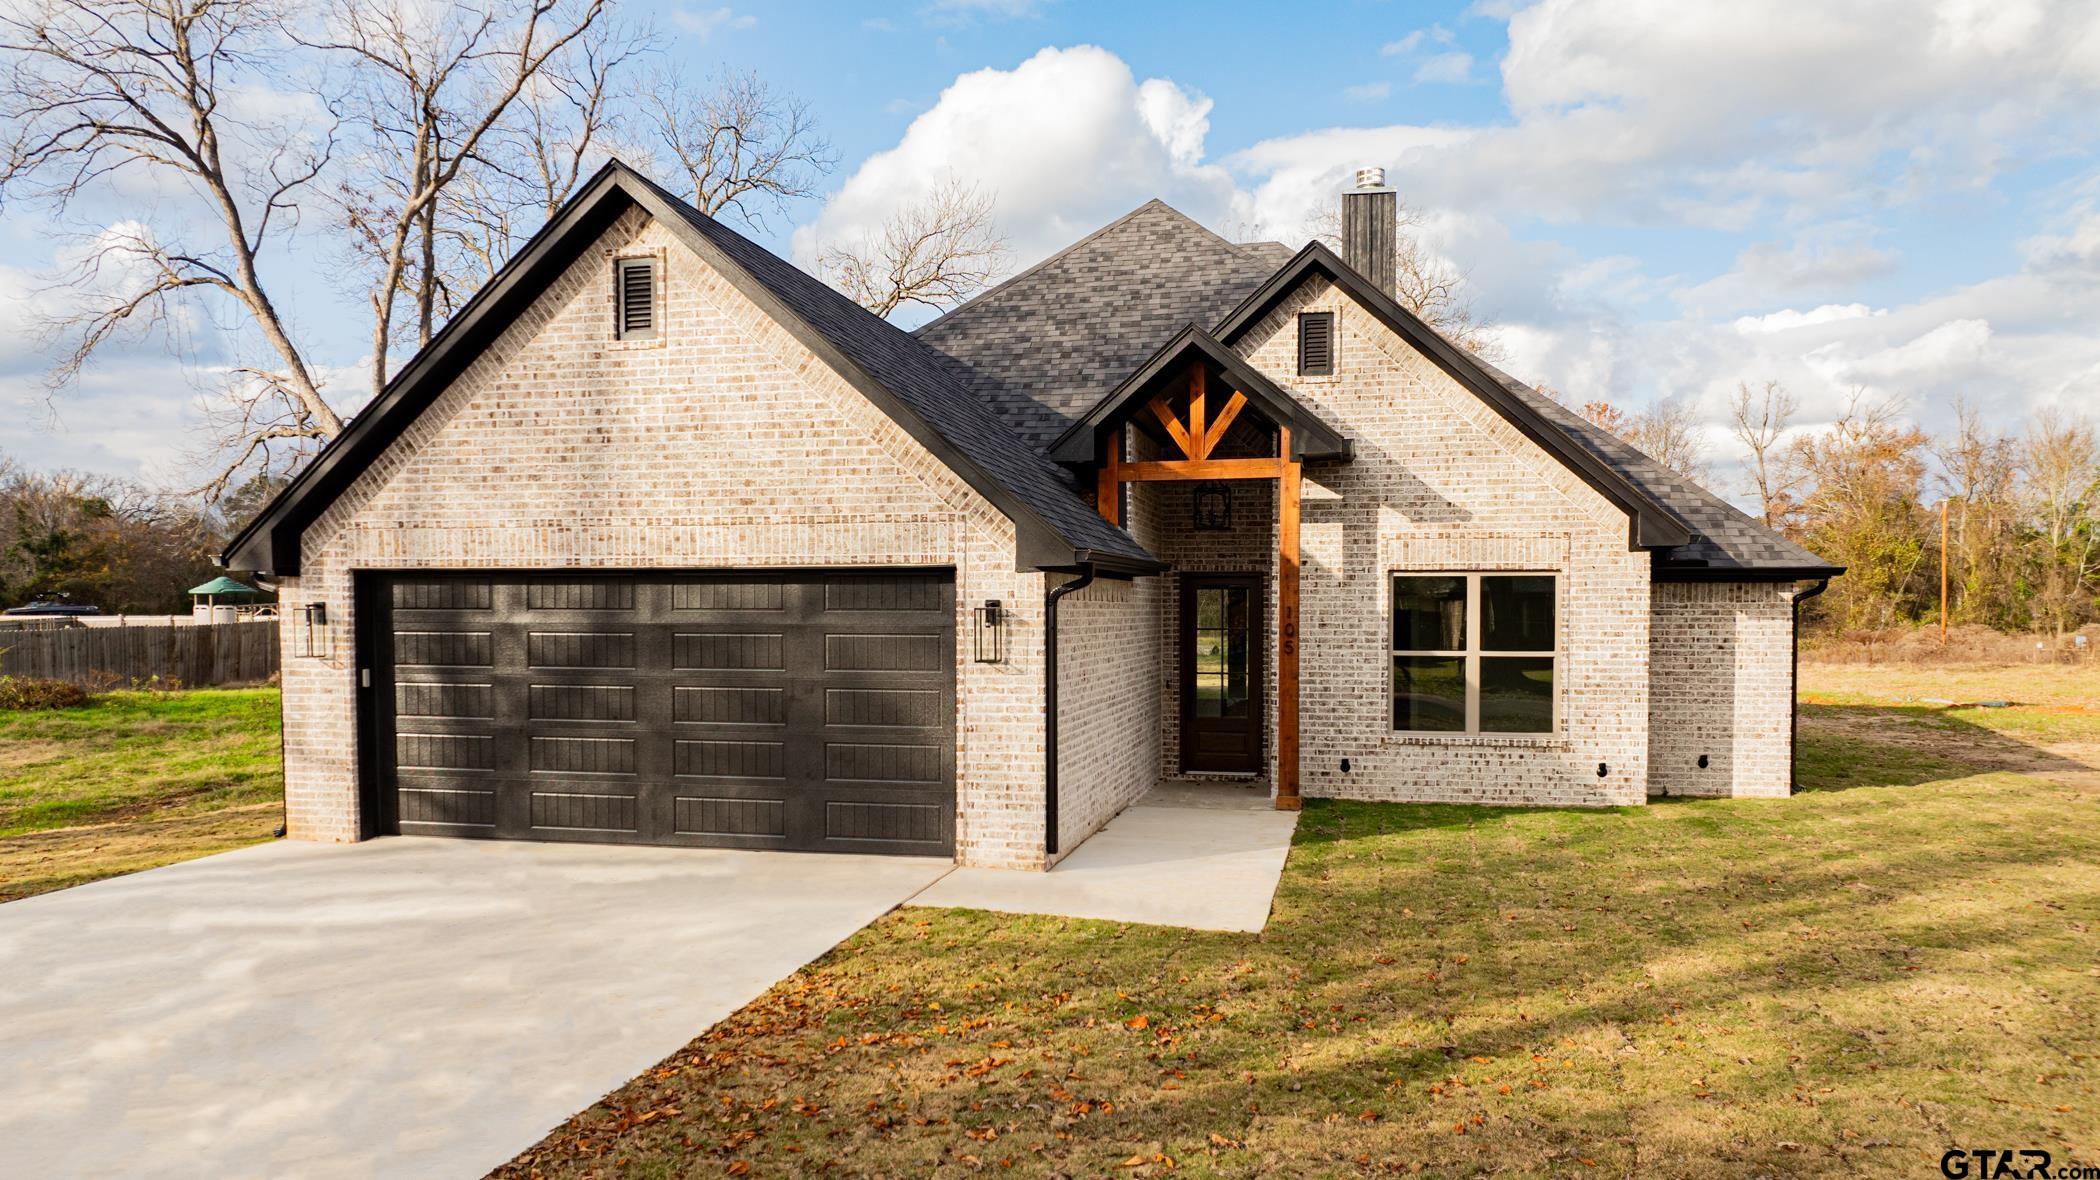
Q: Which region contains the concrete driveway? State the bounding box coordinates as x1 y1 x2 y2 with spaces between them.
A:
0 837 949 1179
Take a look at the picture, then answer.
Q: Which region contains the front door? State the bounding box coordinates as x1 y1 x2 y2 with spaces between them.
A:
1179 574 1264 774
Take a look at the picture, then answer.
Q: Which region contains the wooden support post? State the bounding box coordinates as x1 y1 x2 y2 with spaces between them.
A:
1097 428 1122 525
1276 426 1302 812
1189 365 1208 459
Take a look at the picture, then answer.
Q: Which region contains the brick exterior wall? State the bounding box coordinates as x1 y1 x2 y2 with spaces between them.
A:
1648 581 1798 798
1228 276 1655 807
275 208 1059 868
275 205 1802 865
1048 572 1161 858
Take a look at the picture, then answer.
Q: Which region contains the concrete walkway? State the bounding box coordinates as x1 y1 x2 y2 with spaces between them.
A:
0 838 949 1179
910 783 1299 932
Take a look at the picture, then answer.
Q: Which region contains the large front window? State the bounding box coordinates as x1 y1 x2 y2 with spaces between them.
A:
1391 573 1557 734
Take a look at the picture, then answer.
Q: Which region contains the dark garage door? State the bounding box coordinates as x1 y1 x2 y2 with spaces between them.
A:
368 570 955 856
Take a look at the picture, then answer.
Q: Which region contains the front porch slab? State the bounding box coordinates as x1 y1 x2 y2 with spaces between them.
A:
909 785 1299 932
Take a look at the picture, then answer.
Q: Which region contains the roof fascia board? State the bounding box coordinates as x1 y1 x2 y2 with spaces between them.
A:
1652 563 1847 583
1049 324 1352 463
1212 244 1694 550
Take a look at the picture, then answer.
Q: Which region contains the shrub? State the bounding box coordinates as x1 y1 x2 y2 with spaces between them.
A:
0 676 93 711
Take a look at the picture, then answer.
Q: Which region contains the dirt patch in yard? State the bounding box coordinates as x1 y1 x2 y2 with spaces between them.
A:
0 803 280 902
1802 708 2100 791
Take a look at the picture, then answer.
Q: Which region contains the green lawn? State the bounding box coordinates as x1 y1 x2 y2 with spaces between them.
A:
498 671 2100 1178
0 688 282 901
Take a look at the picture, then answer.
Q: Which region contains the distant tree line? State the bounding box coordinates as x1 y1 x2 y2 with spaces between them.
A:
1573 383 2100 640
0 455 280 614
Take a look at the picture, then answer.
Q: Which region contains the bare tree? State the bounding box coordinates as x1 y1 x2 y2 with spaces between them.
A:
1313 199 1500 358
1931 396 2021 627
2021 407 2100 640
1578 397 1708 484
818 178 1008 319
0 0 342 487
642 67 833 230
306 0 611 397
1728 380 1801 527
431 18 653 293
1628 398 1709 484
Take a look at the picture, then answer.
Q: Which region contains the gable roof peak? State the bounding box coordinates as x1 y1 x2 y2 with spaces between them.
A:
221 160 1160 576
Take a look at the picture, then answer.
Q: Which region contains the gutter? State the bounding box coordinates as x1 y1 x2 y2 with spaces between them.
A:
1042 562 1096 858
1789 578 1832 794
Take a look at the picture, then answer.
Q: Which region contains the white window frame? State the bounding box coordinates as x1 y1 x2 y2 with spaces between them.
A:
1389 571 1560 736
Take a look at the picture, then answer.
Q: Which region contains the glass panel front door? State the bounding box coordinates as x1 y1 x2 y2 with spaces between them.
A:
1181 575 1263 773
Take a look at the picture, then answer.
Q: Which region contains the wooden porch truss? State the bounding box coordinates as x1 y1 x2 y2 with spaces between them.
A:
1093 364 1304 812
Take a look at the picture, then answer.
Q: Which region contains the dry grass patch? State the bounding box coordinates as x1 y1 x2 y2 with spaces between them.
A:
0 802 280 902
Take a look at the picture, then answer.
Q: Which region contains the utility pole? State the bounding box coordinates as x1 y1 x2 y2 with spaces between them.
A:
1939 498 1950 645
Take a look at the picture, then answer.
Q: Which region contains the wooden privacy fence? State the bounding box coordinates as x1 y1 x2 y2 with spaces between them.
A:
0 621 279 687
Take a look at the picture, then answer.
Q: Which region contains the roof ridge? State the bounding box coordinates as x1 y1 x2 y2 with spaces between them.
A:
916 198 1231 337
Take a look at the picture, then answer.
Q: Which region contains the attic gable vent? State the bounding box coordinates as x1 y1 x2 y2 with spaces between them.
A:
1298 311 1335 376
616 256 656 340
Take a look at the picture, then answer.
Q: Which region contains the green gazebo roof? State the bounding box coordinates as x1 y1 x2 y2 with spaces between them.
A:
188 576 259 597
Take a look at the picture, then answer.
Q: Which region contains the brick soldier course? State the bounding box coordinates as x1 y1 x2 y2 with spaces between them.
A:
226 162 1840 870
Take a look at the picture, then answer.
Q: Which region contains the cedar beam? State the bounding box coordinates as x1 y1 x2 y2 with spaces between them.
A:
1096 429 1122 525
1114 457 1285 482
1201 390 1248 457
1147 395 1195 459
1188 365 1208 459
1276 425 1303 813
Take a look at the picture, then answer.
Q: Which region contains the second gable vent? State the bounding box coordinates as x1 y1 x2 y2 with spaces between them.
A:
1298 311 1335 376
616 257 656 340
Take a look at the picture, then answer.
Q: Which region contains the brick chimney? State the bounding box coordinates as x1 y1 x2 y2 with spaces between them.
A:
1340 166 1396 297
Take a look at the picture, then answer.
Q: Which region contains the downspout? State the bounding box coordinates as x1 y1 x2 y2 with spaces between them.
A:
1789 578 1831 794
1043 563 1096 859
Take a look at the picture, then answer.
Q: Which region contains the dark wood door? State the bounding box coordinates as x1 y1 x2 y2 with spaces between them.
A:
367 570 955 856
1179 574 1263 774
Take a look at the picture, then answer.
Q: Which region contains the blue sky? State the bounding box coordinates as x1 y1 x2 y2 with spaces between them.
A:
5 0 2099 501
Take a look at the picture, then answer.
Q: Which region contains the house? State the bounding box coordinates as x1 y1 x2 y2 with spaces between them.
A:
222 161 1841 870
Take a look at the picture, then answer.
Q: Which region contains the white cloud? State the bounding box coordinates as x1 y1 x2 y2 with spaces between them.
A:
672 7 755 38
1732 304 1883 335
1679 228 1900 314
1343 81 1392 103
1381 26 1455 56
1413 52 1474 84
792 46 1249 276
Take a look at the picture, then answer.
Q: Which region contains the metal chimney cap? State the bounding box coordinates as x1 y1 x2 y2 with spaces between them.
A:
1354 166 1387 189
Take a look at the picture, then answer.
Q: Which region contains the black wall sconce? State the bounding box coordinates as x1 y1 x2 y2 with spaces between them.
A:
299 602 328 659
972 599 1006 663
1192 481 1233 531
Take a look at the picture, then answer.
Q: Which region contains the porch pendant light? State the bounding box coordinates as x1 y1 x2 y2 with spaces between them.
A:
1193 481 1233 531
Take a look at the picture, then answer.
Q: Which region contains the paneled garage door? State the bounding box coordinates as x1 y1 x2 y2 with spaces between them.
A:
367 571 955 856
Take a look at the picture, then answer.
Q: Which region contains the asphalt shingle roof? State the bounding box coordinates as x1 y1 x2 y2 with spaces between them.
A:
918 197 1836 579
916 200 1290 452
